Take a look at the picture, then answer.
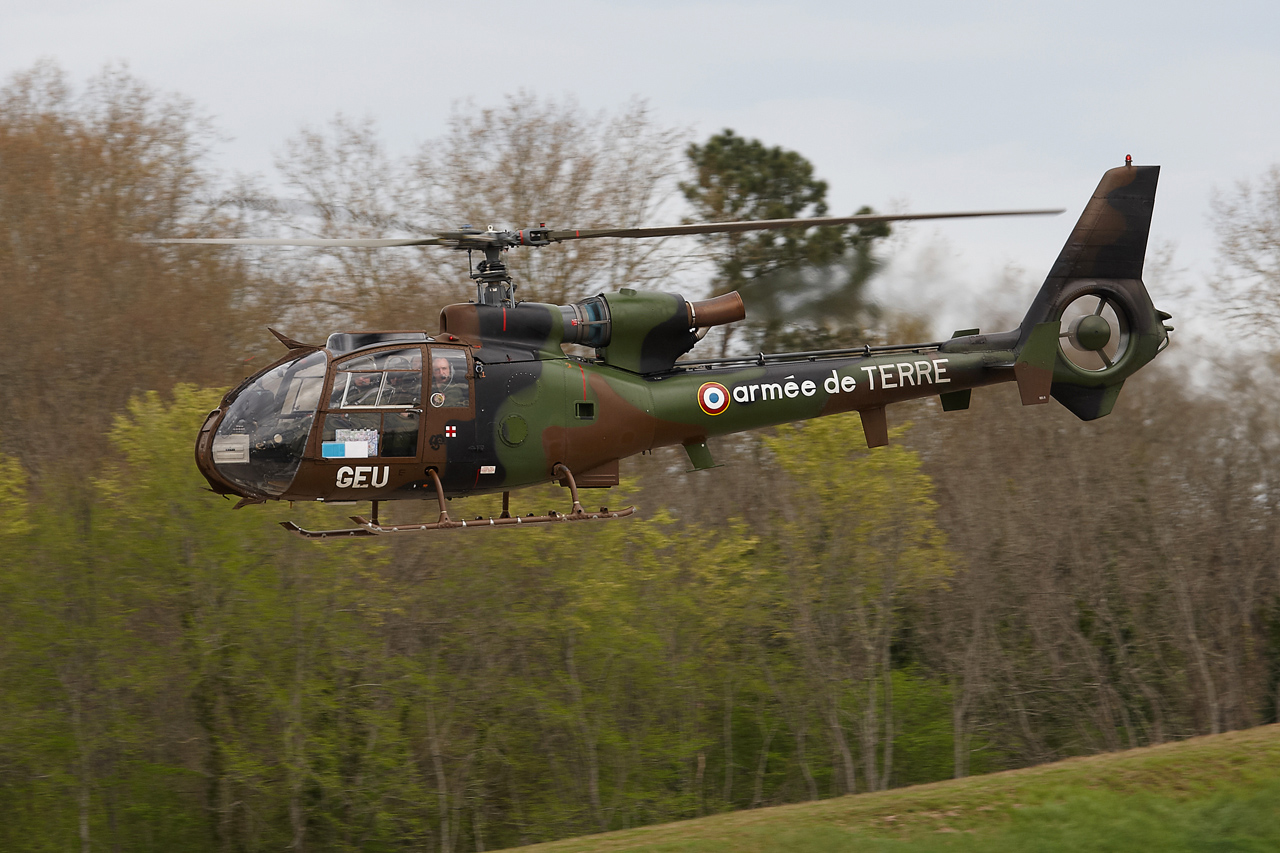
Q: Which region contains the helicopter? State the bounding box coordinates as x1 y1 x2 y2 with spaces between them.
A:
161 161 1171 538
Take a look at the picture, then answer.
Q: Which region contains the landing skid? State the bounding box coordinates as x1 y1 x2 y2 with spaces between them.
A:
279 521 379 539
281 465 636 539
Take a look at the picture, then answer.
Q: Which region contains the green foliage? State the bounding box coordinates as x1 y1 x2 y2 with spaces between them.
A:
682 129 841 263
889 667 957 787
0 385 971 850
759 416 953 794
764 417 950 592
0 387 416 852
0 451 31 537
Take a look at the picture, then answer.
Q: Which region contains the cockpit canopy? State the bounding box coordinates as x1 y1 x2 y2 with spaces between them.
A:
210 350 329 496
205 343 443 498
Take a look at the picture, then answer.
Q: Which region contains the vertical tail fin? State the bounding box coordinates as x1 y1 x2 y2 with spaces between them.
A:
1015 164 1171 420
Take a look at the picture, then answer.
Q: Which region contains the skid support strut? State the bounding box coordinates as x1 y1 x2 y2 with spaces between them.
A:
281 465 635 539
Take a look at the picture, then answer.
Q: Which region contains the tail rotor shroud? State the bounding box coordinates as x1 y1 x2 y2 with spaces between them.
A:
1058 292 1130 372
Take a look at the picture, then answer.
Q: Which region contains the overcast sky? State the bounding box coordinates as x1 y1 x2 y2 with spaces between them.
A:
6 0 1279 334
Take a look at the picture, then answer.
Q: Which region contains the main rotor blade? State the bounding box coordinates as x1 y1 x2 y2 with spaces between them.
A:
546 208 1065 241
145 207 1064 249
144 236 446 247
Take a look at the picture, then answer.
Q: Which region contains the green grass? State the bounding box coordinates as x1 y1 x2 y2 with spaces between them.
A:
504 725 1280 852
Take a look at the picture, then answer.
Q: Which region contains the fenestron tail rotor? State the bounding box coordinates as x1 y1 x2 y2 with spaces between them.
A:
1057 292 1130 372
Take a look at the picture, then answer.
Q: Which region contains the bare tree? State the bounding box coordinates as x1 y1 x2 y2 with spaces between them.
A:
0 61 262 477
410 93 692 306
268 115 441 335
263 95 692 339
1210 164 1280 340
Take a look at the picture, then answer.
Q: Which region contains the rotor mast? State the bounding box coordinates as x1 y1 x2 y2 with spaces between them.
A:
472 243 514 306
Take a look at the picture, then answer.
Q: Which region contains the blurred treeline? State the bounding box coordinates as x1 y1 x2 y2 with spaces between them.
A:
2 62 1280 853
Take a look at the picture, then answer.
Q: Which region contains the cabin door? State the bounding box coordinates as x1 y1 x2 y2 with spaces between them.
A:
423 346 477 489
316 345 424 498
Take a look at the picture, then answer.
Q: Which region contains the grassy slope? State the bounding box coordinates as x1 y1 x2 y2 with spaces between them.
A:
505 724 1280 852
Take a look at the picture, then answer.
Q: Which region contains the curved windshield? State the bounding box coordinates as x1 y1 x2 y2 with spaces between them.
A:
210 350 327 496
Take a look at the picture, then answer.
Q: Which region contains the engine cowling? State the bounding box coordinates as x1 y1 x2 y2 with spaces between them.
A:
440 289 746 374
561 290 745 374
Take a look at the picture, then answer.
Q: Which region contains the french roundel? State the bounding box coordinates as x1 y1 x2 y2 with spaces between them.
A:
698 382 731 416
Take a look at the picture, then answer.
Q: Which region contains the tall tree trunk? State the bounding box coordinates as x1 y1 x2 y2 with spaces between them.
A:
860 679 879 792
472 794 485 853
795 728 819 801
826 690 857 795
424 700 452 853
951 674 969 779
879 642 894 791
694 751 706 813
79 784 91 853
62 637 93 853
750 720 774 808
288 597 308 853
951 600 986 779
1174 561 1221 734
564 636 604 831
722 678 734 804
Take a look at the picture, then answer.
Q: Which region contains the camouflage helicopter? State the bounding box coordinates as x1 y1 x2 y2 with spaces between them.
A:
162 161 1170 538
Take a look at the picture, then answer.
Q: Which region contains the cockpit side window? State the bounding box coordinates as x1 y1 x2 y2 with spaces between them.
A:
328 347 422 410
320 347 424 460
428 348 470 408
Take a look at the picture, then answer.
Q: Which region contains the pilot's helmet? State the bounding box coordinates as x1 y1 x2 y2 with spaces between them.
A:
384 355 412 371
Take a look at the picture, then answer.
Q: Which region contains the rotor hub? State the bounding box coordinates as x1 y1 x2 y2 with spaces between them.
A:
1068 313 1111 352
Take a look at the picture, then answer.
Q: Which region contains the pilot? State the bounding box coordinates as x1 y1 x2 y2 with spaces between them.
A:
381 354 422 406
431 356 468 407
